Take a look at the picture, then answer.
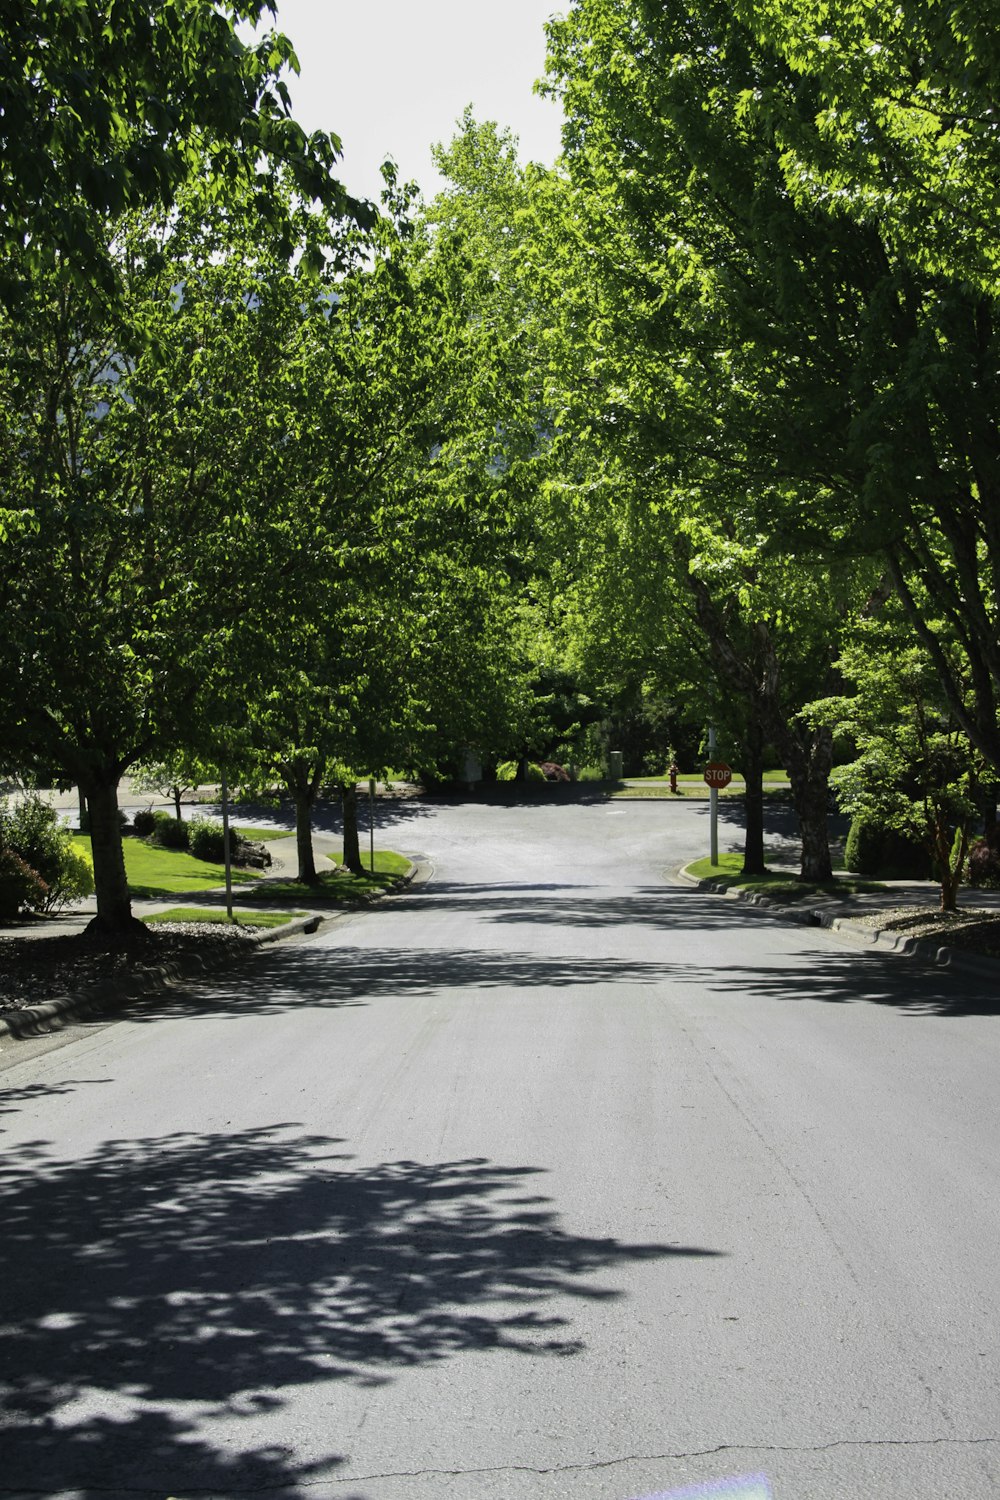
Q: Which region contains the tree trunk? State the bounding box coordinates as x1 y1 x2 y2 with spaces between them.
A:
293 789 318 884
172 784 183 821
934 814 968 913
779 725 834 883
740 718 767 876
341 782 363 874
939 867 961 913
83 775 146 939
797 787 834 884
279 757 322 883
77 786 89 833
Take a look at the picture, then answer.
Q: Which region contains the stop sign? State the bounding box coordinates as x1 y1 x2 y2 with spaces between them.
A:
704 761 733 789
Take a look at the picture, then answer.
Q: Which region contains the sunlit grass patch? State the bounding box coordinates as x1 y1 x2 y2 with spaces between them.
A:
143 907 304 928
72 835 263 896
686 852 883 900
261 850 411 905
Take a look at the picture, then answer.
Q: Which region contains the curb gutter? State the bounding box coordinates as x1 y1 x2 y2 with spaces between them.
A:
0 859 425 1042
680 869 1000 981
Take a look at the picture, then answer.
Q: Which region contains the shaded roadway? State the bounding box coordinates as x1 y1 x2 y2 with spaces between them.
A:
2 795 999 1498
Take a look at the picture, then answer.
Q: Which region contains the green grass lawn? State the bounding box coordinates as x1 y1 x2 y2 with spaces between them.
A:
345 850 411 876
610 783 770 799
230 825 294 841
610 786 697 799
73 836 264 897
259 849 411 905
72 836 409 903
686 852 883 900
144 907 305 928
626 769 789 783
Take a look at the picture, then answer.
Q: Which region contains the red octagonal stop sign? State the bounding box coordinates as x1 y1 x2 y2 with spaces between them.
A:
703 761 733 789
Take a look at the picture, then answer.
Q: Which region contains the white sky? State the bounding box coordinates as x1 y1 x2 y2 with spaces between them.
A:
263 0 567 203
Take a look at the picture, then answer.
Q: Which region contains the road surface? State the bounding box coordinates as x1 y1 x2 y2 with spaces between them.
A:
1 795 998 1499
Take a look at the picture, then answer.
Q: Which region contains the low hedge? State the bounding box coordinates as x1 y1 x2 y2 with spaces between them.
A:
844 815 932 880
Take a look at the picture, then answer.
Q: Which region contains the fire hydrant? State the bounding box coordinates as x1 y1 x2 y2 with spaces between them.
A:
669 762 679 794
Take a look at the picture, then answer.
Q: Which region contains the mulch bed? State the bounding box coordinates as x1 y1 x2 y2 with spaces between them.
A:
0 924 257 1016
845 905 1000 959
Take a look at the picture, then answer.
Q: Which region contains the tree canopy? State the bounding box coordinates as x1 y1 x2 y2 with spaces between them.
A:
5 0 1000 929
0 0 364 303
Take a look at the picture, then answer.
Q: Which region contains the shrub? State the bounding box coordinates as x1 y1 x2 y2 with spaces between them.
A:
844 816 883 876
150 814 190 850
967 827 1000 889
132 807 158 837
844 814 932 879
188 818 228 863
496 761 517 782
0 795 94 911
46 844 95 910
0 795 65 889
0 849 48 919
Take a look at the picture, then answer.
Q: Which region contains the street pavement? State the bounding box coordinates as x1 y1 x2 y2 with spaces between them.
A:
1 795 998 1500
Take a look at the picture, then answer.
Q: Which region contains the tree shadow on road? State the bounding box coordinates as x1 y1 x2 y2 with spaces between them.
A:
691 948 999 1018
206 794 440 839
397 886 793 933
0 1125 721 1496
119 939 685 1026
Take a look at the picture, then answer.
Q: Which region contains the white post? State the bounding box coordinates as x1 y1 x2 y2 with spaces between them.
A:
708 724 719 866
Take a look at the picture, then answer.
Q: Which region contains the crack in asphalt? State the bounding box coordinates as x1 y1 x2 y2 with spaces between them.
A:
315 1434 1000 1485
8 1434 998 1496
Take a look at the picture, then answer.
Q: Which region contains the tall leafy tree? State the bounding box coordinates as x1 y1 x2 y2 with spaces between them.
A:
0 0 363 304
233 175 536 880
809 611 988 911
543 0 1000 867
741 0 1000 293
0 186 343 932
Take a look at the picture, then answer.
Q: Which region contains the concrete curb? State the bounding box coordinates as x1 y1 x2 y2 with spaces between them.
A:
678 866 1000 979
0 860 422 1041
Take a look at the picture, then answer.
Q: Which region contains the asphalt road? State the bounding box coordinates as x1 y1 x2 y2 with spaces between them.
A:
1 795 998 1500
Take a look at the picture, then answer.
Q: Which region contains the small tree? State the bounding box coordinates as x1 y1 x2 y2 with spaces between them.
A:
130 753 212 822
810 622 982 911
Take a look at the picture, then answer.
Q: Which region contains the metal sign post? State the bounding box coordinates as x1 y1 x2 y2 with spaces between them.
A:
220 766 234 921
369 776 376 872
703 734 734 867
708 726 718 866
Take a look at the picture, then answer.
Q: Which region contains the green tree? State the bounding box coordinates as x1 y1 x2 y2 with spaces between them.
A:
130 751 214 822
228 175 536 881
543 0 1000 864
742 0 1000 293
0 185 345 933
810 616 985 911
0 0 362 304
